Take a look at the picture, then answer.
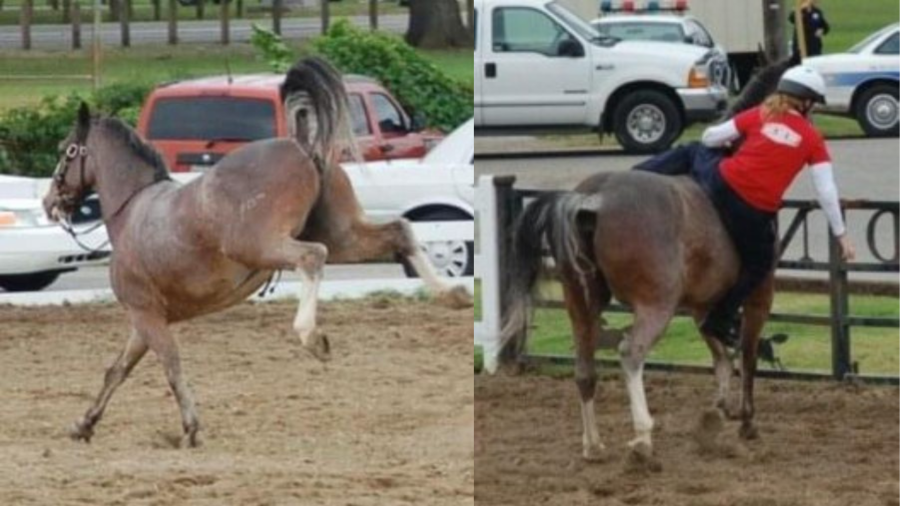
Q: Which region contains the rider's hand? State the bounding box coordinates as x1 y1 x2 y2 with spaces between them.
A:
837 234 856 262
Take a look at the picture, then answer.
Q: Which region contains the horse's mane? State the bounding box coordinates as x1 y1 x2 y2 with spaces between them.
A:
724 56 795 119
98 117 172 183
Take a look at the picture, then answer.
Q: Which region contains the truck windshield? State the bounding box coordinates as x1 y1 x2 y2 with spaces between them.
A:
147 96 277 141
547 2 616 45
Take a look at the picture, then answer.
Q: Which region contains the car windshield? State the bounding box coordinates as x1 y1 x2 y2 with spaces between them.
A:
848 25 898 54
594 21 685 43
147 96 276 141
547 1 615 44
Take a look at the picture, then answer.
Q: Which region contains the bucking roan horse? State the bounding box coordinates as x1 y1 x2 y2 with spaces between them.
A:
43 57 471 448
500 58 796 465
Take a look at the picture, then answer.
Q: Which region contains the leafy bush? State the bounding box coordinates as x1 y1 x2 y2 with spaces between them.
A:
312 20 472 132
0 81 153 177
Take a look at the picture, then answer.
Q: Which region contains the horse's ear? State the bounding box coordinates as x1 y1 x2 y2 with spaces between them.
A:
76 101 91 142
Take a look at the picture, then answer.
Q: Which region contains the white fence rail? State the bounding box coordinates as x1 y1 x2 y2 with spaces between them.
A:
474 176 502 374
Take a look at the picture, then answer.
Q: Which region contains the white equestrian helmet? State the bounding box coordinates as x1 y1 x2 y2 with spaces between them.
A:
777 66 827 104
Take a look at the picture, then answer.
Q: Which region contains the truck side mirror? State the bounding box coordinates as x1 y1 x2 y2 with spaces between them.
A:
557 39 584 58
410 113 427 132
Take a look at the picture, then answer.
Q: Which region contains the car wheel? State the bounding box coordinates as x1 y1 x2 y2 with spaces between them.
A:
0 271 62 292
612 89 682 154
855 84 899 137
401 210 474 279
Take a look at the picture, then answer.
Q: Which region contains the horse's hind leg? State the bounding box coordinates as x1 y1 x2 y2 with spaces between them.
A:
737 272 775 440
132 311 201 448
229 238 330 360
326 218 472 309
619 306 673 457
560 271 610 462
70 329 149 442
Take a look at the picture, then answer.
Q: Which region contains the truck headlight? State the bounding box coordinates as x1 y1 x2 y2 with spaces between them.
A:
687 66 711 88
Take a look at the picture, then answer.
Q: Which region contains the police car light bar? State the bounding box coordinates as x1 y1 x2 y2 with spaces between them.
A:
600 0 688 14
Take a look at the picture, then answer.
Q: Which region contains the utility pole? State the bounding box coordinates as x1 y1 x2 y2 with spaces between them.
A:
762 0 787 62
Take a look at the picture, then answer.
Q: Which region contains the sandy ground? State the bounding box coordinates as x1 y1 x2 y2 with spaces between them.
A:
476 370 899 506
0 298 473 506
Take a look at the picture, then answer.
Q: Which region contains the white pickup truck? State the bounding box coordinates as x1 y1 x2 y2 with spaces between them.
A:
474 0 728 153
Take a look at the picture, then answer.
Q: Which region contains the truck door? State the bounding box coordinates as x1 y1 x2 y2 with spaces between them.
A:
481 6 591 126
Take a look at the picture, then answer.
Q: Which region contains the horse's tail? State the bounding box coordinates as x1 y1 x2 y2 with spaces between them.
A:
499 191 600 360
280 56 360 170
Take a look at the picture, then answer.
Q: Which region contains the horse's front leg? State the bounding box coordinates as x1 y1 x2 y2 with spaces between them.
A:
696 311 738 419
131 311 201 448
737 273 775 440
329 217 472 309
70 328 149 442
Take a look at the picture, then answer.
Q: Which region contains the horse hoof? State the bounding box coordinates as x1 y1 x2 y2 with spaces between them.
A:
180 433 201 449
304 332 331 363
68 421 93 443
625 442 662 473
582 443 607 463
739 423 760 441
436 285 473 310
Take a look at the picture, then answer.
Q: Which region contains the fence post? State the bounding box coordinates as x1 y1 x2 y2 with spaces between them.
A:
320 0 329 34
21 0 32 50
152 0 160 21
368 0 376 30
72 0 81 49
219 0 229 44
167 0 177 44
494 176 520 365
272 0 281 35
235 0 242 18
828 232 852 380
195 0 204 20
119 0 130 47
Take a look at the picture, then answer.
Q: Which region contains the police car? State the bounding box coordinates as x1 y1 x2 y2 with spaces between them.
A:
804 24 899 137
591 0 731 89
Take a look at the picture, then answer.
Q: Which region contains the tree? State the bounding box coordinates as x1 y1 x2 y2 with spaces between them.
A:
405 0 473 49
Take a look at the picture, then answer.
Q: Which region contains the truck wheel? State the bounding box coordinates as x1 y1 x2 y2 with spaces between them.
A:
0 271 62 292
401 210 474 279
612 89 682 154
855 84 899 137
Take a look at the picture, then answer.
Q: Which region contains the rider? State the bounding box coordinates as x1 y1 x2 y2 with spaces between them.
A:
634 65 856 345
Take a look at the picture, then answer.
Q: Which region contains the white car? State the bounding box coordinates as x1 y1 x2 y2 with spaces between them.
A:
346 118 475 278
0 176 110 291
805 24 900 137
0 120 475 291
591 14 732 89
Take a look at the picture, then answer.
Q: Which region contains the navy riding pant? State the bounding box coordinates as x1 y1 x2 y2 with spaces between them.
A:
633 142 777 324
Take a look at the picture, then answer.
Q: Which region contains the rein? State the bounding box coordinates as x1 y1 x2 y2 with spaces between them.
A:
54 141 161 255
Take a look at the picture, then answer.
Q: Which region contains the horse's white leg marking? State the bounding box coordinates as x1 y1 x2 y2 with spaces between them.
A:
621 359 654 448
406 246 453 293
580 398 605 460
293 268 321 346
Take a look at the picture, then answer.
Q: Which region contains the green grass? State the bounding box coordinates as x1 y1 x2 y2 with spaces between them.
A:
819 0 899 52
475 282 899 376
0 42 473 110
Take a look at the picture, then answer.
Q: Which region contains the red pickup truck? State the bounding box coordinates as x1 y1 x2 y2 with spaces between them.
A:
136 74 442 172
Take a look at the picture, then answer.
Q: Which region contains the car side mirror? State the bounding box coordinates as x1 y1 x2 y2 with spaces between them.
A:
557 39 584 58
379 118 406 134
409 113 427 132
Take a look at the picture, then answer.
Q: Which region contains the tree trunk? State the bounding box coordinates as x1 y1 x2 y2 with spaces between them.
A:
405 0 472 49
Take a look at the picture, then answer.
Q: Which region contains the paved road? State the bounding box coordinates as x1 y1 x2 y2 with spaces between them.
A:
476 138 900 281
0 14 407 49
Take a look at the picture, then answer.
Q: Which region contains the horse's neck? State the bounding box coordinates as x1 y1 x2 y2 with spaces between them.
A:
93 148 159 225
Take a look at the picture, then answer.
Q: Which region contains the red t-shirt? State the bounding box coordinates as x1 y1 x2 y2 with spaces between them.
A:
720 106 831 212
